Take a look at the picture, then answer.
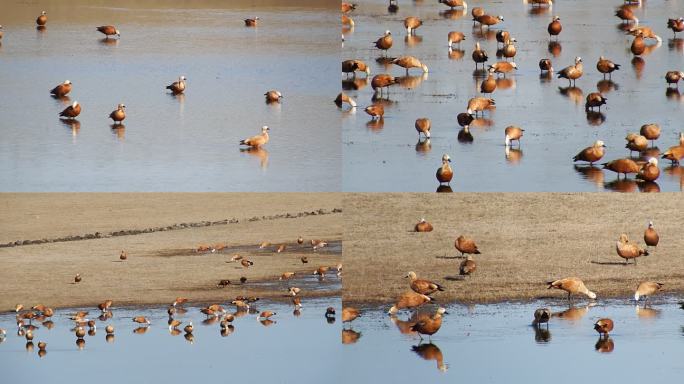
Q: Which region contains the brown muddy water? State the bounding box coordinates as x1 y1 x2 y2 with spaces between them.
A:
0 298 341 382
341 0 684 191
341 296 684 381
0 0 339 191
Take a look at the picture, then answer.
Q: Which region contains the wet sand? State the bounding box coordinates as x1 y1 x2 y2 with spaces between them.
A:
342 0 684 191
0 193 342 312
343 193 684 304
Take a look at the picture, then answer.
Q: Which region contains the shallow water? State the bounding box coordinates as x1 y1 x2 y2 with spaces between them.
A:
0 0 339 191
342 0 684 191
0 298 341 382
341 296 684 382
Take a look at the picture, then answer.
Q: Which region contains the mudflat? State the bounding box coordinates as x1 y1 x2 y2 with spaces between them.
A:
0 193 342 312
343 193 684 304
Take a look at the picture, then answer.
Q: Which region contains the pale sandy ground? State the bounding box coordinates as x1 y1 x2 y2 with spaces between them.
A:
343 193 684 305
0 194 342 312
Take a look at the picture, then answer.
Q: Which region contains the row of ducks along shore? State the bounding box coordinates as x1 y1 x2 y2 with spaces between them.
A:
1 234 340 354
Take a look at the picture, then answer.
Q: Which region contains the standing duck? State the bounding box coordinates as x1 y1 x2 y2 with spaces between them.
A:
665 71 684 87
602 158 640 178
454 235 480 256
109 104 126 124
36 11 47 26
539 59 553 74
594 318 613 337
585 93 607 112
96 26 120 39
436 154 453 185
60 102 81 119
50 80 72 97
166 76 186 94
634 281 663 302
616 233 649 264
557 57 583 86
636 158 660 182
480 73 497 94
405 271 445 296
373 30 393 54
573 141 605 165
364 104 384 120
631 32 645 55
596 57 620 79
615 6 638 24
643 221 659 248
388 292 432 314
244 17 259 27
504 126 524 147
639 123 660 145
410 307 447 340
392 56 429 74
404 17 422 35
667 17 684 37
472 42 488 69
547 16 562 39
547 277 597 301
661 132 684 164
415 118 431 138
440 0 468 10
474 14 504 29
239 126 270 148
448 31 465 47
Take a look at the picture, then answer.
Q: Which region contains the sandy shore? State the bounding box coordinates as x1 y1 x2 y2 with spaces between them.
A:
0 193 342 312
343 193 684 305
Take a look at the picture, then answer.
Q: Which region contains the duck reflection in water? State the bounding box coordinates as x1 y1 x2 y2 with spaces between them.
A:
404 35 422 47
366 117 384 131
436 185 453 193
558 86 583 104
440 9 466 21
458 127 474 143
448 47 465 60
375 56 394 70
604 178 638 192
637 181 660 193
597 79 619 93
60 118 81 136
100 37 118 46
505 146 523 164
342 77 369 91
111 124 125 140
415 138 431 155
240 147 269 169
342 329 362 344
574 165 604 188
595 336 614 353
396 73 427 90
631 56 645 79
548 41 562 57
412 343 448 372
635 305 661 320
52 94 72 106
552 303 596 324
586 111 606 126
